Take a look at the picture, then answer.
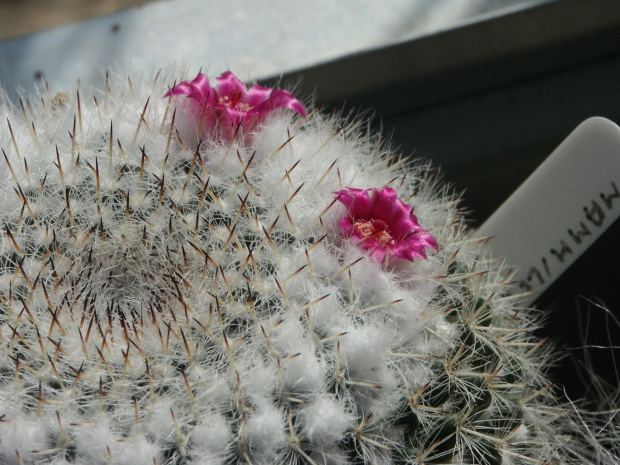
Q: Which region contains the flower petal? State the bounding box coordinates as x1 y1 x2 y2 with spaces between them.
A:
257 89 307 118
245 83 273 107
215 71 249 98
164 73 213 105
334 188 373 217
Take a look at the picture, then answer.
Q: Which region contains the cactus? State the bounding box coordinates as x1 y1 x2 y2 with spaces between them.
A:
0 69 612 465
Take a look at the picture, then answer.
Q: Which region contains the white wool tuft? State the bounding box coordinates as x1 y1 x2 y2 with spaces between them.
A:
0 415 50 464
301 396 354 447
245 402 287 460
189 413 231 463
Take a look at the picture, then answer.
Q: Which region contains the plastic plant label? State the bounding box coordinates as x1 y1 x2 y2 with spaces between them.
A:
476 117 620 305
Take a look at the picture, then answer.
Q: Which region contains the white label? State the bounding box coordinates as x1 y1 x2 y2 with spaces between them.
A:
476 117 620 305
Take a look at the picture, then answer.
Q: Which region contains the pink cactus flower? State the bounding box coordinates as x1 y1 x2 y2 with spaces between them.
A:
334 187 438 262
165 71 306 142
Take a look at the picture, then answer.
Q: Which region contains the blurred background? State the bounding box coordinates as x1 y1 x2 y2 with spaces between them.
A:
0 0 552 98
1 0 620 398
0 0 150 40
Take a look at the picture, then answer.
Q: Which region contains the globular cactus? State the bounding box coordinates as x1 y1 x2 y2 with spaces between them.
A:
0 68 607 465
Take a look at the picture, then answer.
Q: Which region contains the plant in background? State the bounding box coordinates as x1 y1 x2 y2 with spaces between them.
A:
0 69 617 465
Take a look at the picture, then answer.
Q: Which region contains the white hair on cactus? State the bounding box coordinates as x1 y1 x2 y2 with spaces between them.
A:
0 66 617 465
302 396 354 447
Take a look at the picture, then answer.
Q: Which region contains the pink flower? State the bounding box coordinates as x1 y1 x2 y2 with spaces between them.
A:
334 187 438 262
164 71 306 142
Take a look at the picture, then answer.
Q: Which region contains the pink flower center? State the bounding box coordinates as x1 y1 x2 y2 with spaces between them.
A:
218 93 254 112
353 219 395 247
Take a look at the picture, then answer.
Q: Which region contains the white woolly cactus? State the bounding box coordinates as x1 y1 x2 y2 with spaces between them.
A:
0 68 611 465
